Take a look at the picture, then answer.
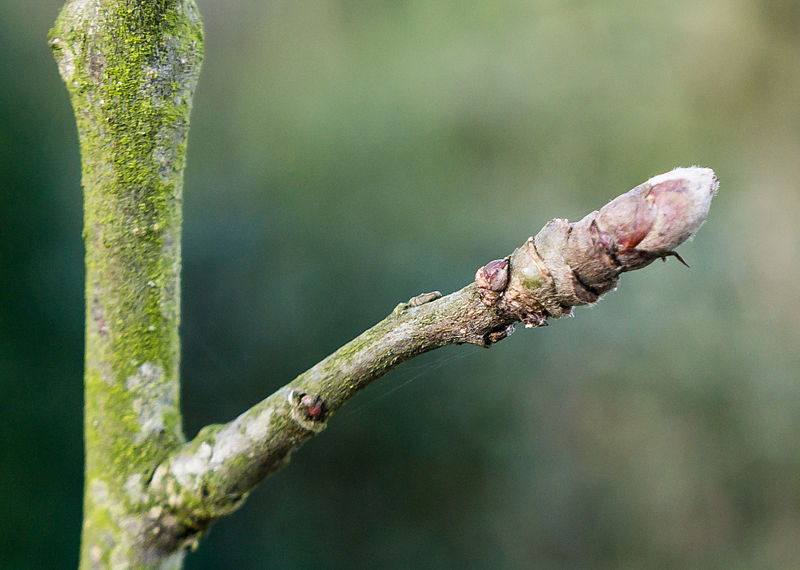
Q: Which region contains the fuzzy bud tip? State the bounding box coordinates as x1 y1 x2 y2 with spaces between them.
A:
595 166 718 263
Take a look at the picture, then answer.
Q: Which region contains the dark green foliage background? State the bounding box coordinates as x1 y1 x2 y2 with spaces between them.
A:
3 1 800 567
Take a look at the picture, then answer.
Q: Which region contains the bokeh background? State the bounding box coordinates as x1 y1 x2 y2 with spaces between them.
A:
3 0 800 567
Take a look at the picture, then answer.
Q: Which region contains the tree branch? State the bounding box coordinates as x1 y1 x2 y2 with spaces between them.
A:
150 167 718 544
52 0 719 563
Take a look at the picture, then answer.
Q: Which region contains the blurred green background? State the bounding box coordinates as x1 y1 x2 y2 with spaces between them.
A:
3 0 800 567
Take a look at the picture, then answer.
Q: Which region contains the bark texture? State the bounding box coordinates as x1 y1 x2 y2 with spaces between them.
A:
50 1 203 567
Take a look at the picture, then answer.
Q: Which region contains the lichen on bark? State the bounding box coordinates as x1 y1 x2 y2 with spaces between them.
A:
50 0 203 567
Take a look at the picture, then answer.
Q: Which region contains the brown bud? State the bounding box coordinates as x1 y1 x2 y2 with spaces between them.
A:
300 394 324 420
475 258 510 292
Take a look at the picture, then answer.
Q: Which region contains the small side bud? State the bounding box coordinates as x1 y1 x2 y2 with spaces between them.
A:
287 390 328 433
300 394 324 421
475 258 510 292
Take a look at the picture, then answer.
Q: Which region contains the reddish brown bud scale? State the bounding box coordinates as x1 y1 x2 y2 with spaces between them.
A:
475 258 510 292
596 191 656 252
300 394 324 420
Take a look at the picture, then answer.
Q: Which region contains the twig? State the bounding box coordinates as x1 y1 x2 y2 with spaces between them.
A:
149 167 718 545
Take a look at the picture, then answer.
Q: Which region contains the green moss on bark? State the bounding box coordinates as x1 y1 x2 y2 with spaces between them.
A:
50 0 203 566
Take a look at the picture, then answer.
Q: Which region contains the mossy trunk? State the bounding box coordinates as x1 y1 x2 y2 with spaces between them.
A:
49 1 203 567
